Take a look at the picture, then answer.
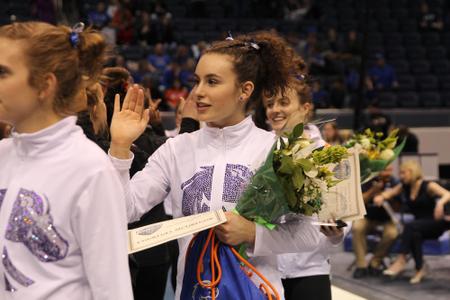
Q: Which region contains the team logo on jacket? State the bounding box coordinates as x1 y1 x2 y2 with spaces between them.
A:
181 164 253 216
5 188 69 262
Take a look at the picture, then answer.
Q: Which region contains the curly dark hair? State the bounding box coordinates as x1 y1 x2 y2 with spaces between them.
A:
205 31 308 110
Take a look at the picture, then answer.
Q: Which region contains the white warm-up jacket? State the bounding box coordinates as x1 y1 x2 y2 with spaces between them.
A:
110 116 321 299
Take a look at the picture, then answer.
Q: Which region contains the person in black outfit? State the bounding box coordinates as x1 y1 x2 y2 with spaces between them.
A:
374 160 450 284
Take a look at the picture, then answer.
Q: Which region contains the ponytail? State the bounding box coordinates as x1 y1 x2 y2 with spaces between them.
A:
0 21 107 115
206 31 307 109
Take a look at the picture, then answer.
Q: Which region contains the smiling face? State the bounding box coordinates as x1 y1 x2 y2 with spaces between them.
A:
264 86 311 134
192 53 249 128
0 38 42 131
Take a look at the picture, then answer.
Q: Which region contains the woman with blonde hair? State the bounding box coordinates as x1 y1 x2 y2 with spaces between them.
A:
374 160 450 284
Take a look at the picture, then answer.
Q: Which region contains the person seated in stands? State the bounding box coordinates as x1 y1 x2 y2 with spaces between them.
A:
419 1 444 32
321 121 342 146
352 165 401 278
368 53 398 91
375 161 450 284
397 125 419 153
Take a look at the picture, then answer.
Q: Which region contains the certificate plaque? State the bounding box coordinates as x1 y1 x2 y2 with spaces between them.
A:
128 210 227 254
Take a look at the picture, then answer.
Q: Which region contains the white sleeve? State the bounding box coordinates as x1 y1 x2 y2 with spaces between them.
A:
109 142 172 222
248 216 322 256
72 168 133 300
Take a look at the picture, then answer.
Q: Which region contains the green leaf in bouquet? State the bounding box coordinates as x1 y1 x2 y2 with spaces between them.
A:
278 156 295 174
292 170 305 191
284 183 298 209
292 123 304 140
296 158 313 171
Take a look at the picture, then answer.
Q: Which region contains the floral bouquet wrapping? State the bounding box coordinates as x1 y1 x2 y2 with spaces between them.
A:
344 128 406 184
234 123 349 229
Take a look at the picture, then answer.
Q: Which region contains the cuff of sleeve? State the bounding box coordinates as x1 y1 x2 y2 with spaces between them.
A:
246 223 266 257
108 150 134 170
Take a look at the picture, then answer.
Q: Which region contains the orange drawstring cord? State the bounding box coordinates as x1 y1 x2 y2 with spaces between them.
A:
191 228 280 300
230 246 281 300
259 284 273 300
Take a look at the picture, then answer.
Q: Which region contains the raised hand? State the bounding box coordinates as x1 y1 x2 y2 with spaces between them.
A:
180 89 198 120
110 85 150 159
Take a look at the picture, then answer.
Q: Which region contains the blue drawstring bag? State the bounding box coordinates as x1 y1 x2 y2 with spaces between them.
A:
180 229 279 300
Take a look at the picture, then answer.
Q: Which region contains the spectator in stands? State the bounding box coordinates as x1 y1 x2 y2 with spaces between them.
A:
135 10 153 45
341 30 362 66
329 78 347 108
398 125 419 153
352 165 400 278
114 54 127 68
88 1 110 29
376 161 450 284
132 59 157 83
106 0 120 19
149 1 174 44
312 80 329 108
364 107 392 137
101 21 117 45
164 78 189 110
368 53 398 91
321 121 342 145
419 1 444 32
112 3 134 44
148 43 171 73
0 122 11 140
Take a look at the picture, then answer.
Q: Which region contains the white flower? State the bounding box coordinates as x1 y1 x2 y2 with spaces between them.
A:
312 178 328 193
293 143 317 160
304 166 318 178
379 149 394 160
360 138 371 150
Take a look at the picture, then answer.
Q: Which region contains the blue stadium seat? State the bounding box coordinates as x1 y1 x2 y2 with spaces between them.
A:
398 91 420 107
379 20 398 32
441 92 450 107
386 46 406 60
410 60 430 74
389 59 409 74
427 46 447 60
406 45 427 60
344 232 450 255
420 92 442 107
403 32 422 46
439 75 450 91
399 19 418 32
431 60 450 75
416 74 439 91
377 92 398 108
397 75 416 91
384 33 403 46
422 32 441 46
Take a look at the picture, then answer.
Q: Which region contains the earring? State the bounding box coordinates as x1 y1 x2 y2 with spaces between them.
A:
239 96 244 101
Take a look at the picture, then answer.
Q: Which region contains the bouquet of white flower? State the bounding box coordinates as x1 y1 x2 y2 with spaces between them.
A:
345 128 405 183
234 123 349 228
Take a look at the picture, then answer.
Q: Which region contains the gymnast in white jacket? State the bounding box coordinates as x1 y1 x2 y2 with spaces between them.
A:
263 81 351 300
109 31 323 299
0 22 132 299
